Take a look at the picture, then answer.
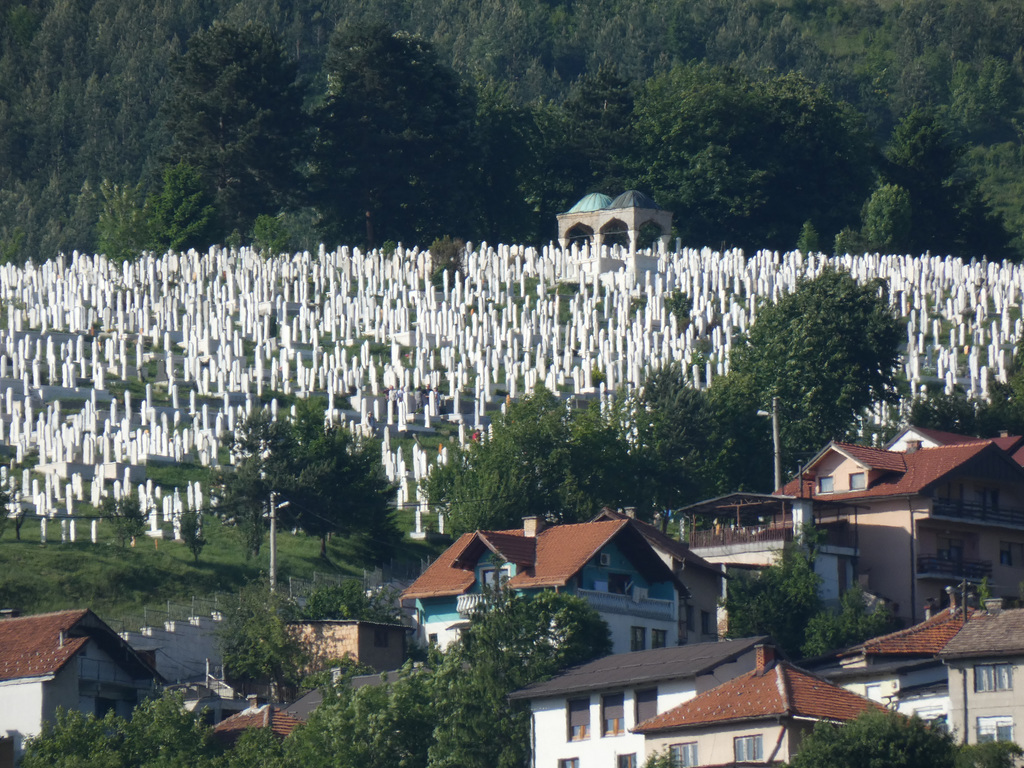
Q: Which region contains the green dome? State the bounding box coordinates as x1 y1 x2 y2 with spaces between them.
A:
566 193 613 213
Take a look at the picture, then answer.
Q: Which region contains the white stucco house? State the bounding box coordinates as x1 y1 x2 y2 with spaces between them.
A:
508 636 767 768
0 609 162 764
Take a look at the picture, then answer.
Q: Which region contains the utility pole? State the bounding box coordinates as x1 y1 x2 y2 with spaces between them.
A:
269 490 277 593
772 396 781 491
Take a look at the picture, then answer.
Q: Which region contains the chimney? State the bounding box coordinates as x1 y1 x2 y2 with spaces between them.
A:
58 629 66 648
246 694 260 710
523 516 545 538
755 643 775 674
1000 430 1010 438
985 598 1005 615
906 440 923 453
623 507 637 519
924 598 936 620
947 589 958 612
0 609 20 619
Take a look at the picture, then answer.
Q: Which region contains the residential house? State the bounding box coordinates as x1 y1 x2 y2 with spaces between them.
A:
940 601 1024 746
287 620 409 673
685 430 1024 624
212 696 303 745
509 636 768 768
403 516 685 653
634 645 884 766
804 605 972 726
592 509 725 643
0 609 162 763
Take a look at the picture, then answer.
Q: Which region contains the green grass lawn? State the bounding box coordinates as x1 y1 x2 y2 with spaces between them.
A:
0 510 445 627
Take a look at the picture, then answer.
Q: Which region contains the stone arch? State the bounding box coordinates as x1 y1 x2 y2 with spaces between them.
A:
600 218 630 250
565 223 595 248
636 219 666 251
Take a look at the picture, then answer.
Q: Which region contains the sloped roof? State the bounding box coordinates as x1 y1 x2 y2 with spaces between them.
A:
609 190 660 210
403 519 678 600
779 441 1015 502
844 607 969 657
0 609 91 682
213 705 303 743
940 608 1024 659
509 636 768 700
592 509 722 577
633 661 883 733
566 193 613 213
829 442 908 473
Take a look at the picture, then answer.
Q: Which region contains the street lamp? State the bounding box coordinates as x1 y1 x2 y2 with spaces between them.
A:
757 396 782 491
269 494 290 593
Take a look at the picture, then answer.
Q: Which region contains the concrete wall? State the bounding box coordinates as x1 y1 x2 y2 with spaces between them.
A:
947 656 1024 745
644 720 794 766
530 678 699 768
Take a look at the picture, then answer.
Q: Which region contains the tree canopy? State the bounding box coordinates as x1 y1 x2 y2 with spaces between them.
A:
423 386 639 533
729 266 905 471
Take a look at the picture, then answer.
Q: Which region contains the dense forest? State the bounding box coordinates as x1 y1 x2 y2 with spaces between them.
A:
2 0 1024 261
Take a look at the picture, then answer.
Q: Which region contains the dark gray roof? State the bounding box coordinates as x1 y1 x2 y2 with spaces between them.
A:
609 190 660 210
940 608 1024 659
509 636 768 701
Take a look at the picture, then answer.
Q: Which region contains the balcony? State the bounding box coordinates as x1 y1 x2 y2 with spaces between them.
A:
931 499 1024 528
916 555 992 581
689 522 856 551
577 588 676 622
457 593 485 617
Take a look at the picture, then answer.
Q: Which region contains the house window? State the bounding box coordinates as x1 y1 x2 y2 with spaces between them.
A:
938 538 964 562
818 476 834 493
567 698 590 741
701 610 714 636
1000 542 1024 567
631 626 646 651
609 573 631 594
685 605 694 637
602 693 625 736
669 742 698 767
558 760 580 768
617 754 637 768
428 633 438 645
652 629 667 648
373 628 389 648
635 687 658 725
481 566 510 587
95 697 118 718
849 472 866 490
977 716 1014 743
975 664 1013 692
734 734 763 761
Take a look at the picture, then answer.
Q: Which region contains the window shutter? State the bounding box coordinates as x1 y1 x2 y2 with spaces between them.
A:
569 698 590 728
635 687 658 724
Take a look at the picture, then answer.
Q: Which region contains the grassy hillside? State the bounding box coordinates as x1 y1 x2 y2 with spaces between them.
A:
0 511 442 625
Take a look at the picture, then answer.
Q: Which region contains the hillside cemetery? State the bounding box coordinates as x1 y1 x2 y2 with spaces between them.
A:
0 241 1016 542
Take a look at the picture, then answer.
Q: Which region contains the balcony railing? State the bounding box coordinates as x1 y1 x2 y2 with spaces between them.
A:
577 588 676 621
689 523 856 551
457 593 485 617
916 555 992 580
931 499 1024 528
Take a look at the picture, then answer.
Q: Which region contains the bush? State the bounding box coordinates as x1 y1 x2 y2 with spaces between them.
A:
429 236 465 287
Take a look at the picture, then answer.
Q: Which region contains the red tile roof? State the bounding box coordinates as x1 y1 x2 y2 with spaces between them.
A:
779 441 1012 502
845 608 969 657
213 705 303 743
831 442 908 473
0 610 91 682
404 518 669 599
634 661 883 733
